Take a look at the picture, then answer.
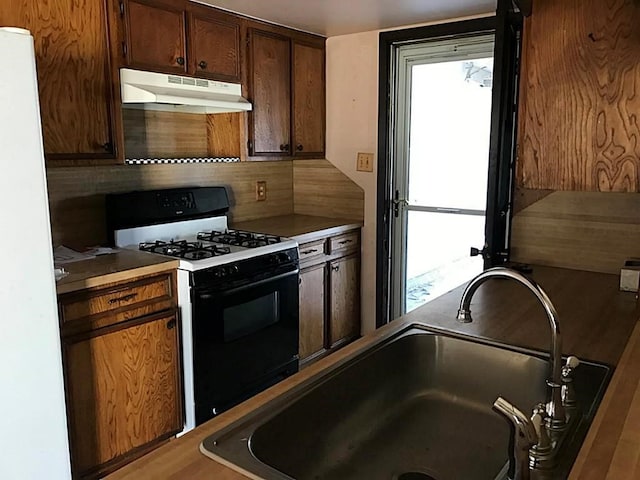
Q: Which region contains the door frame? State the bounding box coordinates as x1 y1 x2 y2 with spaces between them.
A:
376 7 523 328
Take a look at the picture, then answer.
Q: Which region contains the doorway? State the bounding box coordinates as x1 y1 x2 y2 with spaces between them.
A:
390 35 495 317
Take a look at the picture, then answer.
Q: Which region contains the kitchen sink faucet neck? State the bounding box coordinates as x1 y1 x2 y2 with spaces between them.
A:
456 267 566 429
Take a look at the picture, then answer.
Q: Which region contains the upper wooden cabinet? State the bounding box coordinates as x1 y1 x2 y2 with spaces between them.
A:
188 6 242 82
120 0 242 82
517 0 640 192
123 0 188 74
248 29 292 156
0 0 119 162
292 41 325 157
247 23 326 159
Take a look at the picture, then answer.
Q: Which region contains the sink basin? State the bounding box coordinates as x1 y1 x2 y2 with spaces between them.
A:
201 324 611 480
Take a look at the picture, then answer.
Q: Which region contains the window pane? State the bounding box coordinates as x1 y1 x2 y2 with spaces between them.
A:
408 58 493 211
406 211 484 312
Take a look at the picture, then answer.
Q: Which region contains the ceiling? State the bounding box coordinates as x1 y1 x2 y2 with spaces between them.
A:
194 0 497 37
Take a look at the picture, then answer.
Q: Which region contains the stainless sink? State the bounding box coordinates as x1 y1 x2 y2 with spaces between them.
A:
201 325 611 480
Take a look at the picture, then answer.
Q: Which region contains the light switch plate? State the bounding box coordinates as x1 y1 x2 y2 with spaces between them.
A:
357 152 374 172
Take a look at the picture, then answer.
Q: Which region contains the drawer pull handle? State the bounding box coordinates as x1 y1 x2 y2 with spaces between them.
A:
301 248 319 255
166 319 176 330
108 293 138 304
338 239 353 245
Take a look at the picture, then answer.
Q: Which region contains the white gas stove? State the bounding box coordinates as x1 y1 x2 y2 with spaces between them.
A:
107 187 300 433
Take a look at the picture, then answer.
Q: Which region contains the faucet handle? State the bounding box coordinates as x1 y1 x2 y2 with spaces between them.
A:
493 397 537 480
561 356 580 407
530 403 552 455
563 355 580 374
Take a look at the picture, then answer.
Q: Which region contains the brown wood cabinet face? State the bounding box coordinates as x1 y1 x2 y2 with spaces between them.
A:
517 0 640 192
299 264 326 362
248 29 291 156
188 9 241 82
64 312 182 478
329 254 361 347
292 42 325 157
124 0 187 74
0 0 118 160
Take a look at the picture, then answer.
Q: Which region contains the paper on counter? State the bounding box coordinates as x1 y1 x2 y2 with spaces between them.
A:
53 245 96 265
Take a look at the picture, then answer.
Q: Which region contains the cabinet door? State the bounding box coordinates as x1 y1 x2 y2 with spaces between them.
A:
188 7 241 82
329 254 361 348
299 264 326 362
517 0 640 191
0 0 118 160
64 312 182 478
124 0 187 74
292 41 325 158
248 28 291 156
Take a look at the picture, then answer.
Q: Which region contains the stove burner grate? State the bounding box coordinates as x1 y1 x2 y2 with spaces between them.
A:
139 240 231 259
197 229 282 248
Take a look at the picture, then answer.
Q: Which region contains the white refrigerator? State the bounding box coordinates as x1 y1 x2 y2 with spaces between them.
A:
0 27 71 479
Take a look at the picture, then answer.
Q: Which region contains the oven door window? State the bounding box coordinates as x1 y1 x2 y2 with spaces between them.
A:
223 290 279 342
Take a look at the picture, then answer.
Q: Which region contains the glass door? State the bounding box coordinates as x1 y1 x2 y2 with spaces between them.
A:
391 35 495 317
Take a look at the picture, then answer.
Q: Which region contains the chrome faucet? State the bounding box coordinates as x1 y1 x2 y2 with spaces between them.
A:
456 267 566 429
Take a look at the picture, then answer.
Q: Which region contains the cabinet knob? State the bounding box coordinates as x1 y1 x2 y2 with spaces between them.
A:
198 60 207 69
101 141 112 152
279 143 290 151
167 319 176 330
331 265 340 272
296 144 304 151
176 56 185 66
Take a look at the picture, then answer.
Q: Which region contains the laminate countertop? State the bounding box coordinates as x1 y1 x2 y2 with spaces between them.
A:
55 250 179 295
107 266 640 480
232 214 362 243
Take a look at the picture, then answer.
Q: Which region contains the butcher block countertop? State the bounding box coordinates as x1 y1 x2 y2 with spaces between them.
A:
55 250 179 295
232 214 362 243
107 266 640 480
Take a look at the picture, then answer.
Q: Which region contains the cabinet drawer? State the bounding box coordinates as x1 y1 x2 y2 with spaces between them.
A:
328 231 359 254
60 274 174 325
298 239 326 264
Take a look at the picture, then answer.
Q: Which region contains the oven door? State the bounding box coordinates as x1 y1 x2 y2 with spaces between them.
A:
191 268 299 424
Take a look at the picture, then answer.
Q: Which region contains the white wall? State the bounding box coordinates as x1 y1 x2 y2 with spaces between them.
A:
325 15 492 332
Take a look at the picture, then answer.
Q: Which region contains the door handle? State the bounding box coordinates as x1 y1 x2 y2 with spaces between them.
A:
392 196 408 218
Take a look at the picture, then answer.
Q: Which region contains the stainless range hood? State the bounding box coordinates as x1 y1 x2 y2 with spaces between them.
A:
120 68 252 114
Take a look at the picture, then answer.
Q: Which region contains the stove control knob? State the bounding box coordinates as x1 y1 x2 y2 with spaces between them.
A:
215 267 227 278
277 252 290 264
230 265 239 274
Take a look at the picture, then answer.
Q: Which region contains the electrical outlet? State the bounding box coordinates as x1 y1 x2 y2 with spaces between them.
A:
356 152 374 172
256 181 267 201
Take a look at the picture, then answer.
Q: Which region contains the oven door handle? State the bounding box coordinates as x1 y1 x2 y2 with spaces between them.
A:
195 268 300 299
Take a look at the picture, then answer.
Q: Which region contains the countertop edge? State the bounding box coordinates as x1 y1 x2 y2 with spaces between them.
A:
290 222 362 243
231 214 363 243
56 259 179 295
569 320 640 479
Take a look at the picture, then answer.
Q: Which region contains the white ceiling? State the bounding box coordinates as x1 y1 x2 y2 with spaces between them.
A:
194 0 497 37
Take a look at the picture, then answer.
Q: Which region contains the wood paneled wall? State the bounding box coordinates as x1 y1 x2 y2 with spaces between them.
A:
510 191 640 274
518 0 640 192
293 159 364 220
47 161 293 248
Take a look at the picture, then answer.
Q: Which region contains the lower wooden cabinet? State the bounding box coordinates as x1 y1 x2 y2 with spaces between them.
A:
299 263 326 361
298 229 361 365
58 271 182 479
328 254 361 348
